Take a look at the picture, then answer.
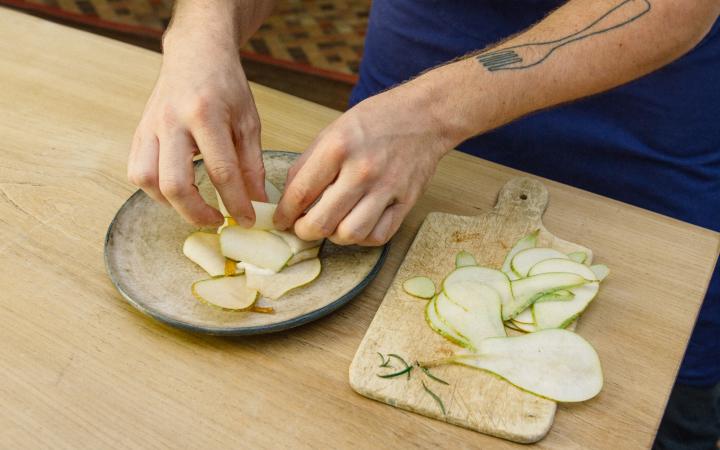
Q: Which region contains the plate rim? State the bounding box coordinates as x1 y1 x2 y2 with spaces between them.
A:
104 150 389 336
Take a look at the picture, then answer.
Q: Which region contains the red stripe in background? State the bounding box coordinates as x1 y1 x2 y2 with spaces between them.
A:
0 0 359 85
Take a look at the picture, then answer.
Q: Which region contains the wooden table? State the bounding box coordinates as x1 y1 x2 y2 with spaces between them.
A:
1 8 717 449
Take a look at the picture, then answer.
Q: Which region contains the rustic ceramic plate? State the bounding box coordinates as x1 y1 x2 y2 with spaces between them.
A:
105 150 388 335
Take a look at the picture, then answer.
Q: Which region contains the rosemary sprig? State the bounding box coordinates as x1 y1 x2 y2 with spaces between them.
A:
377 352 392 368
420 366 449 385
377 365 413 379
422 381 446 415
388 354 412 380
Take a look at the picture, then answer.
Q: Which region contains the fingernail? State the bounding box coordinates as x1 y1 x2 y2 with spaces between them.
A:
239 216 254 228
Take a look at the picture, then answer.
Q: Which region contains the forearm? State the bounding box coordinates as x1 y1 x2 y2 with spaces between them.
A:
164 0 275 52
410 0 720 147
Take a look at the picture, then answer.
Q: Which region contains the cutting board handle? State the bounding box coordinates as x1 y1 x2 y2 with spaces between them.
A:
494 177 549 222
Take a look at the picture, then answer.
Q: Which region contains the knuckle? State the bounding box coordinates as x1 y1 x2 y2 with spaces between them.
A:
128 169 157 188
242 117 260 135
159 178 189 199
334 227 364 245
188 96 212 123
364 233 390 247
208 162 239 187
300 217 334 239
351 162 376 182
288 184 313 206
160 104 180 129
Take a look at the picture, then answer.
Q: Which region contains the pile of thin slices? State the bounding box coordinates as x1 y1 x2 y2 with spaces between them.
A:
182 180 323 313
405 231 609 402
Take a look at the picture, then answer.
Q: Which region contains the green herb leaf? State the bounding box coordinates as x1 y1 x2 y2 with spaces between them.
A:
388 354 412 379
421 366 449 385
377 352 392 368
422 381 446 415
377 365 413 379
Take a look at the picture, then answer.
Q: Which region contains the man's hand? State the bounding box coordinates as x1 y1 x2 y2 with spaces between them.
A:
127 0 275 228
274 82 452 246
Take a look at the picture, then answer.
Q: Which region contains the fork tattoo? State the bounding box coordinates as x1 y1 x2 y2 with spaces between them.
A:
477 0 651 72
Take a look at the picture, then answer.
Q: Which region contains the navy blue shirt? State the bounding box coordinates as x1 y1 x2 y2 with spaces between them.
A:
351 0 720 386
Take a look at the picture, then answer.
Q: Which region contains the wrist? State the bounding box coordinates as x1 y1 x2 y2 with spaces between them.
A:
163 3 242 54
409 58 529 149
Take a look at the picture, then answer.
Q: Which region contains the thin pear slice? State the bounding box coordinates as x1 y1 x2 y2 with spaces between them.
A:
265 180 282 203
435 293 475 349
286 246 321 267
455 250 477 268
443 266 512 316
191 275 259 310
245 258 321 300
217 217 237 234
511 247 569 278
513 291 574 323
220 226 292 272
502 230 538 280
249 201 277 230
505 272 590 320
567 251 588 264
451 329 603 402
530 259 600 329
590 264 610 281
510 319 537 333
183 232 227 277
425 296 469 347
215 182 281 214
535 289 575 304
270 230 323 254
514 307 534 324
443 281 506 347
215 189 277 230
403 276 436 299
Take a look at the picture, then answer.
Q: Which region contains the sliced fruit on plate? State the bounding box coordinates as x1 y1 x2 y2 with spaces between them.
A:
511 247 569 278
270 230 323 254
403 276 436 299
286 246 321 267
245 258 321 300
531 259 600 329
510 319 537 333
451 329 603 402
215 180 282 214
590 264 610 282
443 266 512 316
505 272 590 320
455 250 477 268
502 230 538 281
567 251 588 264
443 281 506 346
425 295 469 348
183 231 228 277
224 258 244 276
249 201 277 230
513 307 534 324
220 226 292 272
191 275 259 310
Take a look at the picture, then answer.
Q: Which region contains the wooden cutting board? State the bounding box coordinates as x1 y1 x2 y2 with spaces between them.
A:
349 177 595 444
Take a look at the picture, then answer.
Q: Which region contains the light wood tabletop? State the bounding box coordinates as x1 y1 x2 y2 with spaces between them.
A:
0 7 717 449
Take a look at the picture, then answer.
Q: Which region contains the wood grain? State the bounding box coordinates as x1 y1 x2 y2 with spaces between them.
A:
0 8 718 449
350 177 593 443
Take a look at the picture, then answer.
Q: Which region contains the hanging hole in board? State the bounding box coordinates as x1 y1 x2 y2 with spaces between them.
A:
520 194 528 200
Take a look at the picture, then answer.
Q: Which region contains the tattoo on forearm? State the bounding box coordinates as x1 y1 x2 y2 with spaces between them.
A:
476 0 651 72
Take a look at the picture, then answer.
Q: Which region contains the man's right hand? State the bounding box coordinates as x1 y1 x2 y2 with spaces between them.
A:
127 33 266 228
